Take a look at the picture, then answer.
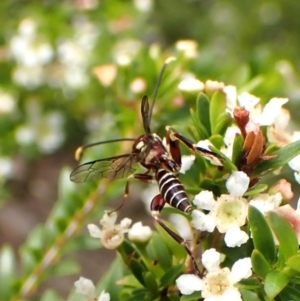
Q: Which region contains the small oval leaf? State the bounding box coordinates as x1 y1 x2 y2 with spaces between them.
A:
267 211 298 261
251 249 271 279
287 254 300 273
264 270 289 299
248 206 276 264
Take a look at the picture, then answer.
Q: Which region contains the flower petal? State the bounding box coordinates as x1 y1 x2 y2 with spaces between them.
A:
202 248 221 272
224 227 249 247
231 258 252 282
226 171 250 197
176 274 203 295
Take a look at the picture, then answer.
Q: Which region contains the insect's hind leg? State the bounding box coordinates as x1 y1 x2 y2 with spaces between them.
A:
151 194 201 277
109 173 155 214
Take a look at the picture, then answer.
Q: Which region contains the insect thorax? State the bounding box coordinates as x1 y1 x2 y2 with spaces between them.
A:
133 133 180 173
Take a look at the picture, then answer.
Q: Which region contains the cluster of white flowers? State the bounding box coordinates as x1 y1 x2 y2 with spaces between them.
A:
176 249 252 300
88 211 152 249
15 101 65 154
8 17 99 90
56 18 99 90
178 75 300 169
191 171 250 248
9 18 54 89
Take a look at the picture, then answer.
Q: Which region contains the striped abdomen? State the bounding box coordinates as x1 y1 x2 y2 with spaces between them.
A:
155 168 191 213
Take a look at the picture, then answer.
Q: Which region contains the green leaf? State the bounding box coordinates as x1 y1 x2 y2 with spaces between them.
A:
129 258 146 286
180 291 201 301
209 134 224 149
252 139 300 176
41 290 63 301
123 289 152 301
267 211 298 261
196 93 211 138
48 258 80 277
279 285 300 301
98 257 127 300
143 271 158 292
0 245 15 300
264 270 289 299
251 249 272 279
148 232 173 271
240 289 264 301
248 206 276 264
287 254 300 273
209 90 226 135
160 264 184 287
244 184 268 196
238 278 262 290
231 133 244 166
213 112 232 136
155 220 186 260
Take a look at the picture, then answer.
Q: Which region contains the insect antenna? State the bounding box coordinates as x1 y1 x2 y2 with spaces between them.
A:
148 57 176 128
74 138 136 161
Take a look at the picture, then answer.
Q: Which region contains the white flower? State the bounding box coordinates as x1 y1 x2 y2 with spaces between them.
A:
178 78 204 93
202 248 221 272
211 195 248 233
0 157 14 179
87 224 102 238
113 39 142 66
74 277 110 301
193 190 216 211
223 85 237 112
128 221 152 243
175 40 198 59
205 80 225 94
221 125 241 159
74 277 95 298
253 97 288 126
202 268 241 300
249 193 282 215
12 65 45 88
88 212 132 249
176 274 203 295
237 92 260 113
231 258 252 281
180 155 195 174
226 171 250 197
133 0 153 12
224 226 249 247
0 91 16 114
191 210 216 232
98 290 110 301
177 251 252 300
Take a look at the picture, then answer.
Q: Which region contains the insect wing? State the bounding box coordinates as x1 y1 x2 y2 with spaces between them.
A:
70 154 138 183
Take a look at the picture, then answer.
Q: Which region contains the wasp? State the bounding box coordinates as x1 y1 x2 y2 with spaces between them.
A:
70 58 222 275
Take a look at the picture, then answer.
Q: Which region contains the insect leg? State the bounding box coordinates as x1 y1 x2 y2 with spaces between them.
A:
165 128 182 167
109 173 155 214
166 126 223 166
151 194 201 277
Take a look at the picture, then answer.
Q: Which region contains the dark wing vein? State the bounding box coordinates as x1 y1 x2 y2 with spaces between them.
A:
70 154 138 183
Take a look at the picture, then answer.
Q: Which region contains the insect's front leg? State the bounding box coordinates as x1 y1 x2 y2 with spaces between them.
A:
165 128 182 167
150 194 201 276
166 126 223 166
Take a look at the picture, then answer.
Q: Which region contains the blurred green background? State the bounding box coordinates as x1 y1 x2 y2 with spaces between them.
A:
1 0 300 299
